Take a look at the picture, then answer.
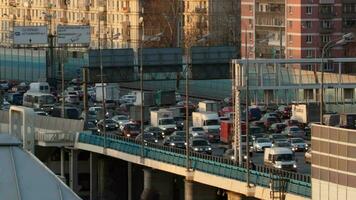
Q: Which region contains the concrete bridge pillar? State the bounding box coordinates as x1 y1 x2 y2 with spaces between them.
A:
90 152 98 200
60 148 65 182
140 168 153 199
128 162 132 200
226 191 245 200
185 179 194 200
69 149 78 193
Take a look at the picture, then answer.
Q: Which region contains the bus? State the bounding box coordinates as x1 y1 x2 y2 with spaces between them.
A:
23 92 56 112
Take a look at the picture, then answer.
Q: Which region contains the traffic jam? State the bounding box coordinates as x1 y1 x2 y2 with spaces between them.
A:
0 80 313 174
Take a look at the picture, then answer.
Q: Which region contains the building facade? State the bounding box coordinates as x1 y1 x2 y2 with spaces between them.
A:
241 0 356 72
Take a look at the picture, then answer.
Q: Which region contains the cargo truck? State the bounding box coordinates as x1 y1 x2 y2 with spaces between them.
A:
340 113 356 129
95 83 120 103
150 109 177 135
192 112 220 142
155 90 176 106
264 147 297 171
198 100 219 112
129 105 150 124
291 103 320 125
132 91 155 106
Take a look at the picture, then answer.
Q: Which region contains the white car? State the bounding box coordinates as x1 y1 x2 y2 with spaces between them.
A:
189 127 206 138
253 138 272 152
120 95 136 103
289 138 308 152
111 115 130 125
65 94 80 104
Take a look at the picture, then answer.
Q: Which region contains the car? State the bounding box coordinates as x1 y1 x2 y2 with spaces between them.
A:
248 107 262 121
269 134 288 143
223 149 235 161
111 115 129 125
289 138 308 152
219 106 233 117
282 126 305 138
190 138 212 154
80 110 97 123
278 105 292 119
284 119 299 127
189 127 205 135
174 116 184 130
260 116 280 129
89 106 102 114
171 130 186 137
85 121 98 132
269 123 287 133
263 112 280 119
175 92 183 102
35 111 49 116
249 126 265 141
135 132 158 144
250 121 266 132
65 94 80 104
163 135 186 148
253 138 272 152
96 119 119 132
120 95 136 104
122 122 140 138
272 140 291 148
144 126 164 138
305 148 312 163
205 128 220 143
0 80 9 90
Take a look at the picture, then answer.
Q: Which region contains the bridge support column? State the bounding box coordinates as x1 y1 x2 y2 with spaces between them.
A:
60 148 66 183
226 191 244 200
90 152 98 200
128 162 132 200
184 179 193 200
140 168 153 199
69 149 78 193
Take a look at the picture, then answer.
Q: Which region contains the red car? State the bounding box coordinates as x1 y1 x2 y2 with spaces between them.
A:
219 106 233 117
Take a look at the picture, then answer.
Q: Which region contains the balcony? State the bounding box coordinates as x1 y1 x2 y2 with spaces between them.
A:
122 7 129 13
195 7 207 13
60 17 68 23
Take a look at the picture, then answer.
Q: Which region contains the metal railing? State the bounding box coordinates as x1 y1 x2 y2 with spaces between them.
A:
77 132 311 197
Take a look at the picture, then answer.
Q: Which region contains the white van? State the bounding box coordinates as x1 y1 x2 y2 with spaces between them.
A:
23 92 56 112
264 147 297 171
29 82 50 93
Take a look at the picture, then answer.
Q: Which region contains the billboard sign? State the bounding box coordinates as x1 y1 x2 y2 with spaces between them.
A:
57 25 90 45
13 26 48 45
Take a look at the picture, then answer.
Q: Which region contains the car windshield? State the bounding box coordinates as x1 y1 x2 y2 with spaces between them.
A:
257 138 270 143
290 127 300 131
144 134 155 139
250 127 263 134
67 109 79 119
171 136 185 142
88 111 96 115
105 119 116 124
127 124 140 130
174 131 185 137
39 95 55 104
149 127 162 131
192 140 209 146
204 119 219 126
273 135 287 140
117 116 128 120
291 138 304 143
174 117 184 121
274 154 293 161
160 119 175 125
192 127 204 131
276 142 290 147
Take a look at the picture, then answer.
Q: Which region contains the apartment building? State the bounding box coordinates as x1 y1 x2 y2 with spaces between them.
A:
0 0 140 49
183 0 240 48
241 0 356 72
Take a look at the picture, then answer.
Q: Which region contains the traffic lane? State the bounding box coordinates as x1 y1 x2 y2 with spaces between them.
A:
251 151 310 174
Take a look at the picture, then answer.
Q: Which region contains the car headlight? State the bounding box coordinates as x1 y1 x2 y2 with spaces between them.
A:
230 156 235 160
105 125 109 127
126 134 131 137
154 139 158 143
194 147 199 151
162 127 167 130
170 143 175 146
305 144 309 147
115 124 119 127
174 127 178 130
293 164 297 168
207 147 212 151
275 164 282 169
161 132 165 135
184 142 187 146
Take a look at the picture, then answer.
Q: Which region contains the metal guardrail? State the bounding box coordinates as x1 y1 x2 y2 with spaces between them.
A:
77 132 311 198
35 131 76 144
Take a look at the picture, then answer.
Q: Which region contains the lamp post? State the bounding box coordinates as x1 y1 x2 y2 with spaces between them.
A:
98 6 107 147
139 16 163 158
185 34 210 171
320 33 354 124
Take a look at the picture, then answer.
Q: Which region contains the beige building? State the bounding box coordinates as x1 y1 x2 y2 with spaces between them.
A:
0 0 240 50
183 0 240 48
0 0 141 49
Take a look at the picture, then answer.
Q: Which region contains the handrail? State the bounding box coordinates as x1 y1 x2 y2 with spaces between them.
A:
77 132 311 197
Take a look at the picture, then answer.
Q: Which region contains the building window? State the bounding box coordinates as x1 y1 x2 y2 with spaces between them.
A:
288 50 292 58
288 6 292 14
288 35 292 44
303 21 312 28
248 32 252 41
288 21 292 28
249 19 253 27
306 35 312 43
306 6 312 14
306 50 313 58
321 35 331 43
249 5 253 12
343 3 356 13
321 20 332 29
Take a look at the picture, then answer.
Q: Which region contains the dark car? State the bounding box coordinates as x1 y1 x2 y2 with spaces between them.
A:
251 121 266 132
174 116 185 130
144 126 164 139
163 135 186 149
269 123 287 133
122 123 140 138
135 132 158 144
7 92 23 105
249 107 262 121
190 138 212 154
260 116 280 129
249 126 265 141
278 105 292 119
97 119 119 131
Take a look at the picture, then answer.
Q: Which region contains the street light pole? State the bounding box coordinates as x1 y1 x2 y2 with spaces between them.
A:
185 46 190 171
140 13 145 158
99 8 107 147
320 33 354 125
